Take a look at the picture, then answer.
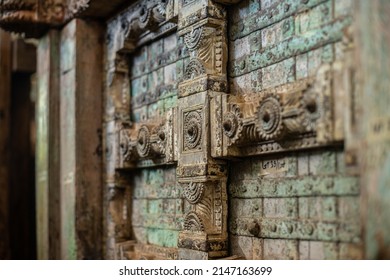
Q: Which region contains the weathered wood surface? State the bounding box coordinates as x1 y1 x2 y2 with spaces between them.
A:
356 0 390 259
36 30 61 260
4 0 390 260
0 29 11 260
12 39 37 73
60 19 103 259
104 0 363 260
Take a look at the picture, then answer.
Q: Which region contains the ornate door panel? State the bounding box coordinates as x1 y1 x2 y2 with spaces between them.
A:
105 0 361 260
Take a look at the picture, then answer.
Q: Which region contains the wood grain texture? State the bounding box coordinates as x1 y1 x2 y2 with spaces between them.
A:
60 19 103 260
0 29 11 260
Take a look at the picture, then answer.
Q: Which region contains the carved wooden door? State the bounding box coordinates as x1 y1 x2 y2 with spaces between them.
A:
107 0 360 260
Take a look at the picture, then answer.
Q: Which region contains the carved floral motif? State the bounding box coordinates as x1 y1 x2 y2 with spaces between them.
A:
183 110 202 151
256 94 284 141
136 125 151 158
183 211 205 232
184 26 204 51
218 65 335 158
184 182 204 204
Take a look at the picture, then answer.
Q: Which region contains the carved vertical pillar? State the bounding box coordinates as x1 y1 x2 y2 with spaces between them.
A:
177 0 228 260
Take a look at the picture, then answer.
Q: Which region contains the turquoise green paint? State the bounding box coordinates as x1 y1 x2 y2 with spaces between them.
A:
60 20 77 260
230 17 352 77
148 229 179 248
229 176 359 198
358 0 390 258
36 35 50 260
230 0 329 40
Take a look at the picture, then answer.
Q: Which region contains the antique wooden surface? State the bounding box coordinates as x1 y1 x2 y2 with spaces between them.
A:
0 29 11 260
102 0 361 260
59 19 103 259
1 0 390 259
356 0 390 259
36 30 61 260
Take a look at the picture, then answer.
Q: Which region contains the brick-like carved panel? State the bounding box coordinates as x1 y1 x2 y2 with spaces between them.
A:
102 0 361 261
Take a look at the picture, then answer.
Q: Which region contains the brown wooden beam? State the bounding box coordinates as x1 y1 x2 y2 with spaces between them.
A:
0 29 11 260
60 19 103 259
12 39 37 73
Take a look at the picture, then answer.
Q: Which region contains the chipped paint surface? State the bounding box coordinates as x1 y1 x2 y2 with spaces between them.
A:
227 0 361 259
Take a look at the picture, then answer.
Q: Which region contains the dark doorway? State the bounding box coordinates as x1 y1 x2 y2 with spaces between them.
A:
0 35 37 260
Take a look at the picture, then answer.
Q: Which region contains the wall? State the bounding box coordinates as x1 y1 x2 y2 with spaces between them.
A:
228 0 361 259
357 0 390 259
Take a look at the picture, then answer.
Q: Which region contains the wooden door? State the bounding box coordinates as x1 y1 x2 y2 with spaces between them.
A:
105 0 361 260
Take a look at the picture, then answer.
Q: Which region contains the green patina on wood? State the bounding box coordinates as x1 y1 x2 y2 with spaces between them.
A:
357 0 390 259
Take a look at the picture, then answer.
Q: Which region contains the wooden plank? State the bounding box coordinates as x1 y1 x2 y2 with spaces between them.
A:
0 29 11 260
356 0 390 259
12 39 37 73
36 30 61 260
60 19 103 259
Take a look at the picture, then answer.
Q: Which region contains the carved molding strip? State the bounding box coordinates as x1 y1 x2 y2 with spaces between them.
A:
230 218 360 243
133 243 179 260
117 108 177 169
106 0 172 56
212 64 336 158
229 176 360 198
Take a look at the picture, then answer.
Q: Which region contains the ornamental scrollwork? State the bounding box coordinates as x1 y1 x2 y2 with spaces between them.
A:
184 182 204 204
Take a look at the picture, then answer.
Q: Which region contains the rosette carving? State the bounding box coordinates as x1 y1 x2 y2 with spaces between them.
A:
183 110 202 151
136 125 151 158
256 94 284 141
222 104 243 146
117 116 172 168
